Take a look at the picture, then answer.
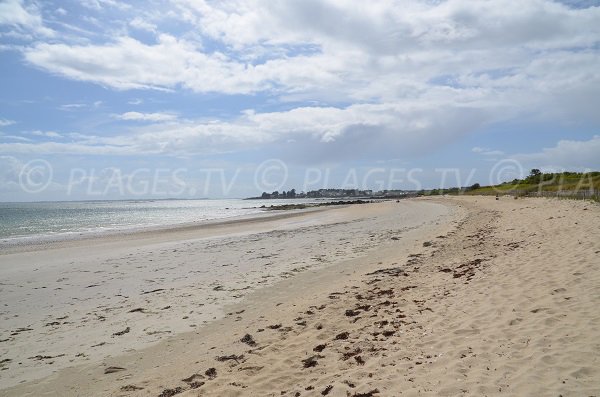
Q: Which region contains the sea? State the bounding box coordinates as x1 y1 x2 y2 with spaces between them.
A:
0 198 324 245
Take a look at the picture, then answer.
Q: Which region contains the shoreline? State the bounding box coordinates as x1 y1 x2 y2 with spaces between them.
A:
0 199 382 251
0 206 333 255
0 197 363 253
0 199 454 392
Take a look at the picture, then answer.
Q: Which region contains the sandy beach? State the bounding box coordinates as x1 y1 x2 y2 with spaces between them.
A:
1 197 599 396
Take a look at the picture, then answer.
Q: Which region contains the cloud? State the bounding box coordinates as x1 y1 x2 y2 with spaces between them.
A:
2 135 32 142
4 0 600 167
30 130 62 138
80 0 131 11
129 17 157 32
0 0 55 37
0 141 135 156
472 147 505 156
20 1 600 115
59 103 87 111
24 34 263 92
0 101 492 161
117 111 178 122
0 119 16 127
174 0 600 51
512 135 600 169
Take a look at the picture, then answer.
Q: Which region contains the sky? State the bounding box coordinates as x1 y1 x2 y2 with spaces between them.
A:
1 0 599 200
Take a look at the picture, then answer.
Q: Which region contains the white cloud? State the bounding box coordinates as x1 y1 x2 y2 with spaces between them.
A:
1 106 596 174
24 34 261 92
80 0 131 11
30 130 62 138
129 17 157 32
117 111 178 122
0 141 135 156
59 103 86 111
20 1 600 114
472 147 505 156
0 0 55 37
513 135 600 169
0 119 16 127
23 34 346 95
173 0 600 51
2 135 32 142
0 102 490 160
4 0 600 166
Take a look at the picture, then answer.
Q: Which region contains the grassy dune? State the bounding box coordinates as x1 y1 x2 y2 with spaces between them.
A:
425 172 600 201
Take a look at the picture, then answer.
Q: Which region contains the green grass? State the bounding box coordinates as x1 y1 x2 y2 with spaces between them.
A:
423 172 600 202
468 172 600 196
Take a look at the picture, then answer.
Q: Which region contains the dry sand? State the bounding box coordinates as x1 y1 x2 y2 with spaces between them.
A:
1 196 599 396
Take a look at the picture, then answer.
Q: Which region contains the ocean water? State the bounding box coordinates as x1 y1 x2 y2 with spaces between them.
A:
0 198 321 244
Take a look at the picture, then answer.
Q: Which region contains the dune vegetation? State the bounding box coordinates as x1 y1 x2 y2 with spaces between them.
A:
424 170 600 201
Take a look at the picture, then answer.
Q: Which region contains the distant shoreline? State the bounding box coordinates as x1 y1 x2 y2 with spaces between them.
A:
259 199 379 211
0 200 379 253
0 205 330 255
0 198 335 250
